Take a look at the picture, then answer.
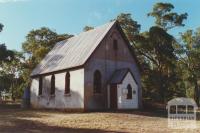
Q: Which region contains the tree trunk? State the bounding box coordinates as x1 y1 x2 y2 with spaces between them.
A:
159 68 165 103
11 78 15 102
194 80 199 106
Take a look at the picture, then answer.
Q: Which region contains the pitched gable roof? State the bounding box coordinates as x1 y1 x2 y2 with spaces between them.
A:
31 21 116 76
109 68 138 85
31 21 141 77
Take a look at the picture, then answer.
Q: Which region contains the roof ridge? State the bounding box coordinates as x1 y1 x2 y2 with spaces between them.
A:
56 21 116 45
31 21 117 76
73 20 116 37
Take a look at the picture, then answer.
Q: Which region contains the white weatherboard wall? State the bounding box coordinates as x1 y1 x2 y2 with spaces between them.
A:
30 69 84 109
117 72 138 109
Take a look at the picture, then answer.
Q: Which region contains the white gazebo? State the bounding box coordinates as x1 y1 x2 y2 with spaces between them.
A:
166 97 198 120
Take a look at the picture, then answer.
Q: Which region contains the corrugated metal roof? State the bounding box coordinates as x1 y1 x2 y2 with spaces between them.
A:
109 68 129 84
31 21 116 76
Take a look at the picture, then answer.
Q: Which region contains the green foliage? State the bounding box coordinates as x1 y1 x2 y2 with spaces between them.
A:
176 28 200 105
1 26 72 99
21 27 72 86
83 26 94 31
0 74 11 92
148 2 188 30
115 13 140 42
136 27 178 102
0 33 18 95
0 2 198 105
116 2 188 103
0 50 24 99
0 23 3 32
141 3 188 102
22 27 72 65
0 44 14 64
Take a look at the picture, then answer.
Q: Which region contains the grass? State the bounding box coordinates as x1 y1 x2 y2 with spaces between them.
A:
0 104 200 133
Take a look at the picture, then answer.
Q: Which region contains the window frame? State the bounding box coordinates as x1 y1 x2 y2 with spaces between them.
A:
127 84 132 99
113 39 118 51
38 76 43 96
93 70 102 94
65 72 70 95
50 74 55 96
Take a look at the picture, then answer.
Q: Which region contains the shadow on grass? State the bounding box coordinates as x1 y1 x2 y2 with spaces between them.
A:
115 109 167 118
0 104 124 133
0 119 122 133
0 103 21 109
97 109 200 121
87 108 168 119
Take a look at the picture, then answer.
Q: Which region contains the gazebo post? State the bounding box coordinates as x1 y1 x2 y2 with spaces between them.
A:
186 105 188 120
194 107 196 120
168 105 170 118
186 105 188 114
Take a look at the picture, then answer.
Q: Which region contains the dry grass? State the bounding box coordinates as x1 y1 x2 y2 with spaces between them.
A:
0 105 200 133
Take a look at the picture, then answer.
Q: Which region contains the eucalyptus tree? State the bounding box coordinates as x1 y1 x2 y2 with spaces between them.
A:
22 27 72 86
83 26 94 32
148 2 188 31
134 26 178 102
0 23 17 95
178 29 200 105
140 2 188 102
115 3 188 102
115 13 141 41
1 51 24 100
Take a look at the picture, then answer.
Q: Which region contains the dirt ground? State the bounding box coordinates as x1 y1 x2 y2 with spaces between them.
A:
0 105 200 133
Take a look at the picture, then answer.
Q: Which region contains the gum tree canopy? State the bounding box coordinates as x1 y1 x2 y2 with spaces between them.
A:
148 2 188 30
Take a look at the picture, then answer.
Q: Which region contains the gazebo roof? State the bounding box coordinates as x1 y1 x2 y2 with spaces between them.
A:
167 97 198 108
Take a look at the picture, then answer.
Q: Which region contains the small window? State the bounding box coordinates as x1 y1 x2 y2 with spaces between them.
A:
127 84 132 99
113 39 118 50
39 76 43 96
65 72 70 94
94 70 102 93
50 75 55 95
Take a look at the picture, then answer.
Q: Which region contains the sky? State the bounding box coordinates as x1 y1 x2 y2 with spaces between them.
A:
0 0 199 51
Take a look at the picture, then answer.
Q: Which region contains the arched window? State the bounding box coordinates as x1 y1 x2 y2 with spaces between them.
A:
65 72 70 94
39 76 43 96
50 75 55 95
113 39 118 50
94 70 102 93
127 84 132 99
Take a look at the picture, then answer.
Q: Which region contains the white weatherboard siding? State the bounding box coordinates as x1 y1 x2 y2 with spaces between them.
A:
30 78 39 108
30 69 84 109
30 21 142 110
117 72 138 109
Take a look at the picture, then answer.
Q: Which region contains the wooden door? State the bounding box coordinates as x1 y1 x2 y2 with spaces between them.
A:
110 84 117 109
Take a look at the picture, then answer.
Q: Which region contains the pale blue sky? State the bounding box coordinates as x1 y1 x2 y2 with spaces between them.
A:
0 0 199 51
